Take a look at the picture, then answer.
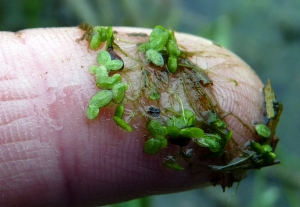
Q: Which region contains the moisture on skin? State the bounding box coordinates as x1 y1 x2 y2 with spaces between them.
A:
0 27 280 206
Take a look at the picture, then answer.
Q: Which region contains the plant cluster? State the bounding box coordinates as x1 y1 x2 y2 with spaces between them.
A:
77 24 281 180
78 24 130 131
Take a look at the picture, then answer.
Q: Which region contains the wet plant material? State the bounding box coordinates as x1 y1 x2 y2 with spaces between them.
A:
77 24 282 190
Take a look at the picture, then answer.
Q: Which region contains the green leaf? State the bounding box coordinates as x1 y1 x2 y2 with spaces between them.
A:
113 116 132 132
144 138 161 154
194 133 223 153
167 56 178 74
205 138 222 153
167 29 176 41
194 138 209 148
89 32 101 50
167 39 180 57
86 105 100 120
204 134 223 152
105 59 124 71
250 141 265 154
97 50 111 65
184 110 196 127
150 25 166 41
138 42 149 53
146 49 164 67
263 152 276 163
148 31 169 51
112 83 128 103
147 120 167 137
214 119 227 129
106 26 114 49
93 26 107 42
114 105 125 118
88 90 113 109
106 26 113 39
155 136 168 148
166 126 181 139
180 127 204 138
255 124 271 138
91 65 108 78
262 144 272 152
96 74 122 89
166 117 186 129
89 65 98 74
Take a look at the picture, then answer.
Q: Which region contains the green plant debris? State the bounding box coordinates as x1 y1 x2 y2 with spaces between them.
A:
96 74 122 89
112 83 128 103
249 141 277 166
86 90 113 120
147 120 167 138
146 49 164 67
180 127 204 138
113 116 132 132
97 50 124 71
167 56 178 74
255 123 271 139
163 156 185 171
144 138 162 154
194 133 223 153
90 32 101 50
166 126 181 139
147 82 160 101
206 138 280 174
114 105 125 118
138 25 182 73
78 24 282 189
208 153 256 172
79 23 128 124
77 23 112 50
97 50 112 65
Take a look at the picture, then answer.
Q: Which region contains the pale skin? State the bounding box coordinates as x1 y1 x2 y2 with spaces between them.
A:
0 27 265 207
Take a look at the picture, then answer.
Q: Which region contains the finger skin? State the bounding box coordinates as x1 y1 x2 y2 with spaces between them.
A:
0 27 264 206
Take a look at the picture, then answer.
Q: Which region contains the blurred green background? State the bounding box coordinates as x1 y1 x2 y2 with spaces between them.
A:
1 0 299 206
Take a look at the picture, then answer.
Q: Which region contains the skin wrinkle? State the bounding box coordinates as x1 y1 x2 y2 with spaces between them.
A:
206 55 264 146
1 29 78 205
0 27 266 206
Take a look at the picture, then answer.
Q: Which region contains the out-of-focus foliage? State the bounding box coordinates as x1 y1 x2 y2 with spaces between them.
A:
1 0 299 207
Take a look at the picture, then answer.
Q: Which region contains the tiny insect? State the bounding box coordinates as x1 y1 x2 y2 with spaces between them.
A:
147 106 160 117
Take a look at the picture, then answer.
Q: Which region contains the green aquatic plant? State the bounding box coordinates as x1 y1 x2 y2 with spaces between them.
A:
138 25 181 73
77 23 282 190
